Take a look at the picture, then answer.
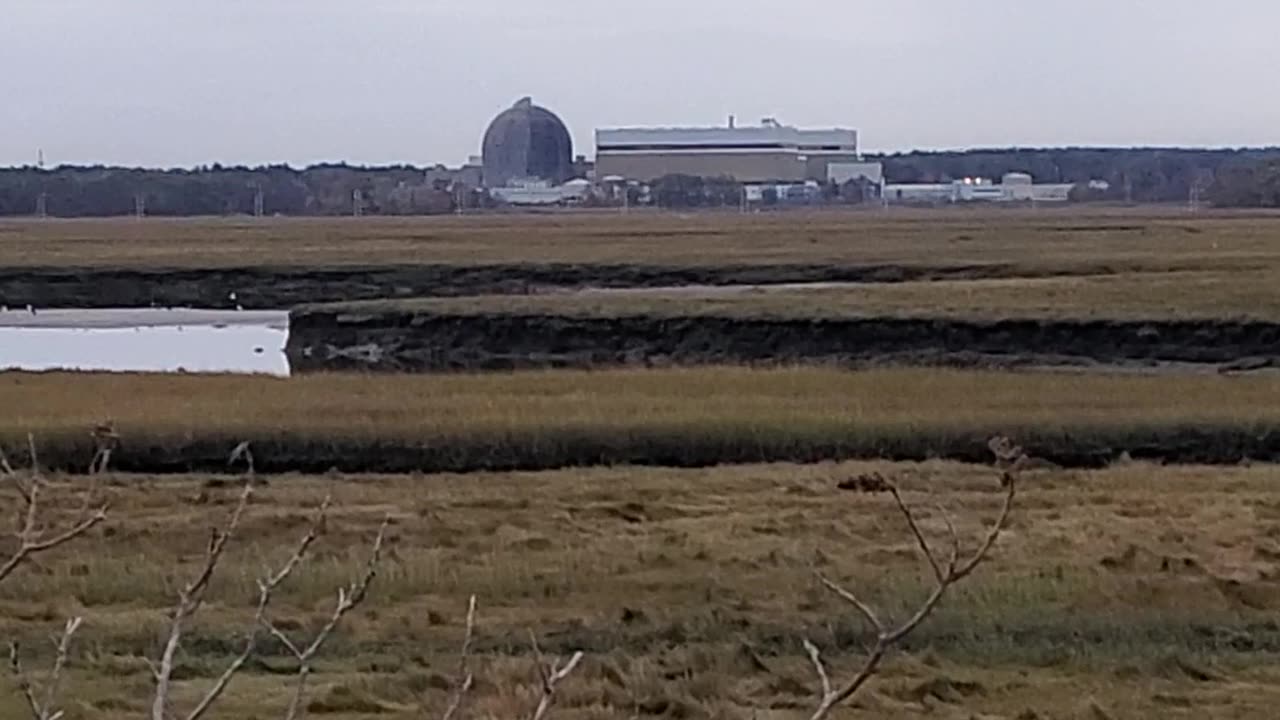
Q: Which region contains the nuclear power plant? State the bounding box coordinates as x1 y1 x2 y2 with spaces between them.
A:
480 97 575 188
421 96 1077 207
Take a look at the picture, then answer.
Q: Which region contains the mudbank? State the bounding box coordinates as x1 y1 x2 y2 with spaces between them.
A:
12 425 1280 475
287 309 1280 373
1 262 1078 309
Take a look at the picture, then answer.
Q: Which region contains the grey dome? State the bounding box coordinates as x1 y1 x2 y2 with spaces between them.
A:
482 97 573 187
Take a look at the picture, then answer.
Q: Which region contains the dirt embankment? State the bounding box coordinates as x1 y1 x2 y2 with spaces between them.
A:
13 425 1280 475
0 262 1073 309
287 309 1280 373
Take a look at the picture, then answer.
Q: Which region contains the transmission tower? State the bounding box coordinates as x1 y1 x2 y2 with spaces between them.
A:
352 189 364 217
253 184 265 217
134 193 146 219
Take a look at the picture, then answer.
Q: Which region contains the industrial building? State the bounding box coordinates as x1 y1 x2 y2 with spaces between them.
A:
884 173 1075 204
595 118 860 183
481 97 575 187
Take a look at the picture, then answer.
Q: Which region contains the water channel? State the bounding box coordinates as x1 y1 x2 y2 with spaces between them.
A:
0 309 290 376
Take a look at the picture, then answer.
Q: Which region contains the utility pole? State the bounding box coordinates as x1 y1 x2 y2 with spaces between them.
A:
35 148 48 219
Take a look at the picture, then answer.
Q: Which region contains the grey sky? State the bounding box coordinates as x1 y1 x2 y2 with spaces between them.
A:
2 0 1277 168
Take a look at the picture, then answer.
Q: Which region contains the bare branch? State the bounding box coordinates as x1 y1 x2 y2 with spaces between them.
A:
8 616 83 720
934 502 962 575
8 643 42 720
0 445 31 504
0 441 108 586
527 631 585 720
26 434 39 478
953 479 1017 581
441 595 478 720
88 421 120 476
183 495 332 720
151 473 254 720
887 484 944 584
269 515 389 720
815 574 883 634
802 639 831 700
804 440 1021 720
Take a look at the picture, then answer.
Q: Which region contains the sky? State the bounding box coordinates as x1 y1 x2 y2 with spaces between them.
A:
2 0 1278 168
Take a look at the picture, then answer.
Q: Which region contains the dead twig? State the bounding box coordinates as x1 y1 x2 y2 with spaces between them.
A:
88 421 120 475
0 436 108 586
8 617 84 720
150 473 254 720
181 495 332 720
441 595 478 720
527 631 585 720
0 445 29 504
803 436 1022 720
265 515 389 720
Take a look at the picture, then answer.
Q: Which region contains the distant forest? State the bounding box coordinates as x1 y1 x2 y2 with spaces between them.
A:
2 148 1279 217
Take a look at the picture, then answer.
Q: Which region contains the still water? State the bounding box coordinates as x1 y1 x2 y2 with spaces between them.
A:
0 309 290 376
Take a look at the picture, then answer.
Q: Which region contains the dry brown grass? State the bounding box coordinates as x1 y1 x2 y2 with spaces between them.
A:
333 266 1280 321
2 209 1280 271
4 459 1280 718
1 368 1279 472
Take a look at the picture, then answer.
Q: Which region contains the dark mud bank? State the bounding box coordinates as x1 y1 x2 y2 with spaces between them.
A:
1 262 1073 309
16 425 1280 476
287 310 1280 373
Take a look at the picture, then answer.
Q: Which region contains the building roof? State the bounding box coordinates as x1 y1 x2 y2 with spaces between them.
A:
597 125 857 150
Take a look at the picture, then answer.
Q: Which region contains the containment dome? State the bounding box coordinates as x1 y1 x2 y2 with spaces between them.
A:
481 97 574 188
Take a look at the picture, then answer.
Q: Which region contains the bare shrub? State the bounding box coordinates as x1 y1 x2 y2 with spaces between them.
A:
148 443 389 720
436 595 585 720
0 434 107 585
803 436 1024 719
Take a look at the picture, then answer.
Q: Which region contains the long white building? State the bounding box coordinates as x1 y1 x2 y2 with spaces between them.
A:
595 118 860 183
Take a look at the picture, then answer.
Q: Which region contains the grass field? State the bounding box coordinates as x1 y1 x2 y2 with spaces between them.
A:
324 265 1280 322
3 209 1279 271
4 368 1280 472
6 207 1280 717
5 459 1280 718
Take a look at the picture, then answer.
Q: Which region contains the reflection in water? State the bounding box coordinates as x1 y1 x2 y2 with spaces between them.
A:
0 323 289 376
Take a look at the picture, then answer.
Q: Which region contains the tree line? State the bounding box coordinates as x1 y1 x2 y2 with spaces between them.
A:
873 147 1280 206
3 148 1280 217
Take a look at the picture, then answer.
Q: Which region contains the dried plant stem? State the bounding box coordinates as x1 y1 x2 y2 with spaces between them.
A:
150 476 254 720
8 616 84 720
0 437 107 585
441 595 478 720
265 515 389 720
804 438 1021 720
182 496 332 720
527 631 585 720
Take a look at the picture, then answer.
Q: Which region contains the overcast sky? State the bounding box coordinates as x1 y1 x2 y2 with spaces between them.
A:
2 0 1277 168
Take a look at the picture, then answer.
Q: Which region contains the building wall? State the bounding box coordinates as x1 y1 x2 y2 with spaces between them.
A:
597 151 860 183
